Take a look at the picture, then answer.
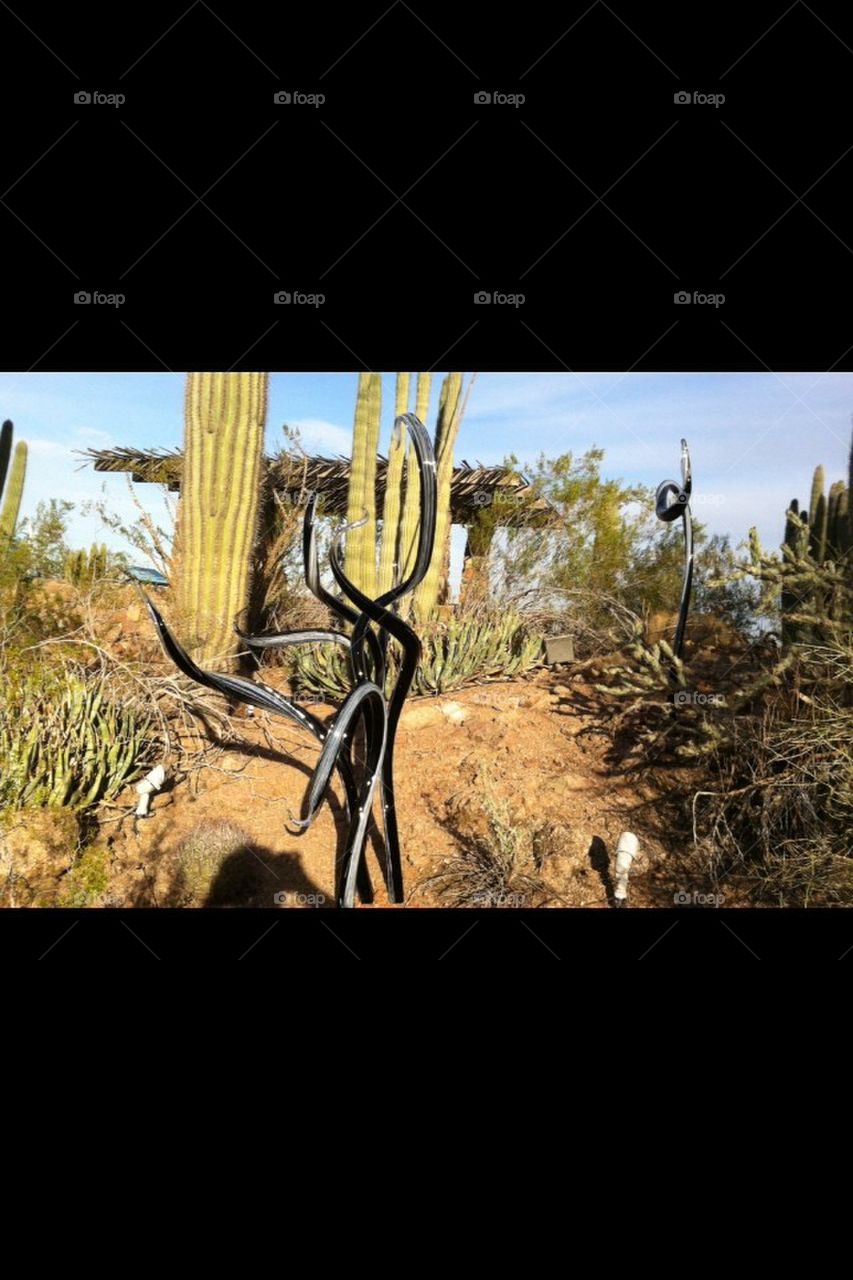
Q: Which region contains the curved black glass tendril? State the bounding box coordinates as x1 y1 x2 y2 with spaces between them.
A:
143 593 375 903
242 413 437 903
150 412 437 908
655 437 694 661
327 413 437 901
237 496 388 901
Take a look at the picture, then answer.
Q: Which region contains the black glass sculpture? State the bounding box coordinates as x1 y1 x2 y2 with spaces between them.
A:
655 437 694 659
143 413 437 908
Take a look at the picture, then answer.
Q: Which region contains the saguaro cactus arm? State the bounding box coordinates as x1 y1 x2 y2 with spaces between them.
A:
0 437 27 557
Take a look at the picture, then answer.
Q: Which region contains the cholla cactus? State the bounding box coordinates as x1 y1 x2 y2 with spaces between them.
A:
774 440 852 646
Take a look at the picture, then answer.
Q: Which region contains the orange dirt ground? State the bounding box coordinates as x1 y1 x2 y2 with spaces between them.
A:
100 667 696 909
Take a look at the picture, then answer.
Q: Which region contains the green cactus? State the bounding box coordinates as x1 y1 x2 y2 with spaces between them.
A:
0 428 27 559
291 610 543 699
827 481 845 559
776 440 852 646
808 465 827 563
413 373 465 620
173 372 268 668
377 373 411 596
64 543 109 586
0 419 12 497
781 499 806 646
0 664 153 811
343 372 382 597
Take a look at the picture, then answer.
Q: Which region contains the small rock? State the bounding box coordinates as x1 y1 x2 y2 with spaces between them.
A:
441 701 467 725
401 702 445 730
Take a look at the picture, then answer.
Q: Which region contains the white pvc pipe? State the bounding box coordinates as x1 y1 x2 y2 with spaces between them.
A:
613 831 639 904
135 764 166 817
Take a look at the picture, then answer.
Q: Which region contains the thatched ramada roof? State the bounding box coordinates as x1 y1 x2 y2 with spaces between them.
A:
82 447 553 526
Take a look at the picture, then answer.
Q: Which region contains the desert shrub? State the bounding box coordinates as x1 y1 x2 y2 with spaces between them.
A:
416 773 562 907
690 640 853 905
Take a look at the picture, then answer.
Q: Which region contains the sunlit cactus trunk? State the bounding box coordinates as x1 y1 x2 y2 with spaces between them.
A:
413 373 464 620
173 372 268 668
344 372 382 597
0 428 27 560
808 465 827 563
377 372 411 595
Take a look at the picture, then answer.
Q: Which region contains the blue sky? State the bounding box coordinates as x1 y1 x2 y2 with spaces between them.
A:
2 372 851 589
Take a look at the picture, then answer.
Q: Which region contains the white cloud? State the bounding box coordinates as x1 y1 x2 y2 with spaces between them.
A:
287 418 351 455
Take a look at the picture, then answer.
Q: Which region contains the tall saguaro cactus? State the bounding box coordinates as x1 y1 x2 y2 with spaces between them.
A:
0 420 28 560
413 372 465 620
377 373 411 595
344 372 382 597
174 372 268 667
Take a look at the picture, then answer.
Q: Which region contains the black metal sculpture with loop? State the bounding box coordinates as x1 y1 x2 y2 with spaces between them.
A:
143 412 437 908
655 437 694 660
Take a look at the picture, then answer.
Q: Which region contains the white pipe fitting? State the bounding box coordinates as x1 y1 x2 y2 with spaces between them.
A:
135 764 166 817
613 831 639 905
